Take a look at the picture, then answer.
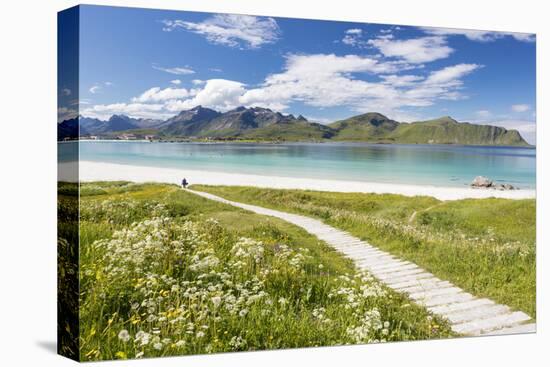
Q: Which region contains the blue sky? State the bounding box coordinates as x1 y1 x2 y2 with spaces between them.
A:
59 5 536 143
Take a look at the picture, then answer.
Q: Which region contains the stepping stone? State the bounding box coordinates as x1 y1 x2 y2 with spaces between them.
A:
408 286 463 301
396 280 452 293
446 304 511 324
389 277 446 290
421 292 474 307
368 261 412 271
372 264 420 276
429 298 495 315
377 268 426 281
453 312 531 335
384 272 435 285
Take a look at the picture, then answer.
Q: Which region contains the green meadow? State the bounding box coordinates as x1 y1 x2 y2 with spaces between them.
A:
193 186 536 318
66 182 453 361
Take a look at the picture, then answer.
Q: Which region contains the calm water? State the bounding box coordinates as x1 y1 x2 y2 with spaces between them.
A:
61 141 536 189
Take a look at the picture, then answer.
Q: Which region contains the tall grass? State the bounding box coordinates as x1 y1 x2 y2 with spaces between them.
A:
193 186 536 318
76 183 453 361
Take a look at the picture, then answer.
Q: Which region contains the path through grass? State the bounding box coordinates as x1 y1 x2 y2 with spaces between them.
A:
192 185 536 318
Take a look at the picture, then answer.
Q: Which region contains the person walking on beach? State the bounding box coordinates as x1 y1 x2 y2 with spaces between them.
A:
181 178 188 189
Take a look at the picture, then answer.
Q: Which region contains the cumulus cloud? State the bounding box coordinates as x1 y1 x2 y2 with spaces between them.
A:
132 87 193 103
81 103 171 120
342 28 366 47
367 36 454 63
380 74 424 87
162 14 280 49
421 27 535 42
511 104 530 112
83 55 481 123
165 79 247 112
239 56 480 117
152 65 195 75
170 79 181 85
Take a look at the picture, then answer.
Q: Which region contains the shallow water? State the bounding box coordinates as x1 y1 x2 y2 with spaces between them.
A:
61 141 536 189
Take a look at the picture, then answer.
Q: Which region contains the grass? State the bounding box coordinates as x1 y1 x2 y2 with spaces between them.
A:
192 185 536 318
72 182 454 361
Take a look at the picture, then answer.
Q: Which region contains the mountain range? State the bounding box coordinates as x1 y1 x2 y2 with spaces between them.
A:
58 106 530 146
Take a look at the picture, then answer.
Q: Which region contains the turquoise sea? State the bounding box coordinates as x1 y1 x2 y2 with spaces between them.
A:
60 141 536 189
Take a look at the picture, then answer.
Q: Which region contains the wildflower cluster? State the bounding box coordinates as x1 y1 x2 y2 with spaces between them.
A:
78 187 451 361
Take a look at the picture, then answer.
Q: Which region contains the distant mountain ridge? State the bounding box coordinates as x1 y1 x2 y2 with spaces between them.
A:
329 114 528 146
58 106 530 146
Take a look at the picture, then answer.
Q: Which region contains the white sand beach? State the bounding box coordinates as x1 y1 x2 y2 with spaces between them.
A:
60 161 536 201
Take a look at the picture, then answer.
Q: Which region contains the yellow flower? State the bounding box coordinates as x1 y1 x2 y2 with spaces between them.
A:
115 351 127 359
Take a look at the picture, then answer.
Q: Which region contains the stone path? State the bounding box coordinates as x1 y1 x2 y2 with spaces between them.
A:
188 189 536 337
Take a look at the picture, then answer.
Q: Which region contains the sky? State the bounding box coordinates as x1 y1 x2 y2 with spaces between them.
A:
58 5 537 143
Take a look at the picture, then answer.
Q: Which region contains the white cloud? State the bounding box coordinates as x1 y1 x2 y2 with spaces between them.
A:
165 79 247 112
61 88 71 96
346 28 362 35
367 36 453 63
192 79 206 85
485 119 536 144
132 87 193 103
380 74 424 87
89 81 114 94
511 33 536 42
153 65 195 75
342 28 366 47
162 14 280 49
424 63 481 85
476 110 491 118
239 53 405 111
81 103 171 120
422 27 535 42
170 79 181 85
239 55 480 118
84 54 482 124
511 104 530 112
89 85 101 94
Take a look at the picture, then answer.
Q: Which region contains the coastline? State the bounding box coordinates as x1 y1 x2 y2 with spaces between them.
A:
60 161 536 201
74 139 535 148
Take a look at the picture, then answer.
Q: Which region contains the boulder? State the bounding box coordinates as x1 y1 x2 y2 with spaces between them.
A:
471 176 493 188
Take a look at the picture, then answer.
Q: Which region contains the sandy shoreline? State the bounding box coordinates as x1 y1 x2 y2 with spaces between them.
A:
59 161 536 201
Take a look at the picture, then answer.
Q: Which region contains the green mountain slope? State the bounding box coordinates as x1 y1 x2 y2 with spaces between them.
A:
329 112 399 141
388 116 529 146
238 121 335 141
330 114 529 146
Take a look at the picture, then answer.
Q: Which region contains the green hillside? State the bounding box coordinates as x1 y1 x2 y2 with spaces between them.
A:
329 114 529 146
388 117 529 146
238 121 335 141
329 112 399 141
